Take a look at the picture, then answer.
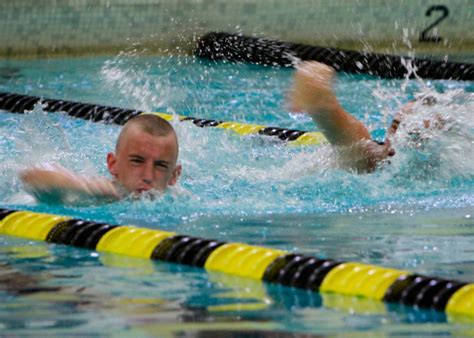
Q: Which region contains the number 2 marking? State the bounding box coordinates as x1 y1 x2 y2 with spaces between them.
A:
419 5 449 43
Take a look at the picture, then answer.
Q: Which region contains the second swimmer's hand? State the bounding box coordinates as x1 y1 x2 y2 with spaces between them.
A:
337 139 396 173
289 61 340 114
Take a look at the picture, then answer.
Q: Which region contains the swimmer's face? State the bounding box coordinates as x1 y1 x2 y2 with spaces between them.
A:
106 126 181 194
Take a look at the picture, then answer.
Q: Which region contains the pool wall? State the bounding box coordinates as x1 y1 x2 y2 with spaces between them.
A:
1 0 473 60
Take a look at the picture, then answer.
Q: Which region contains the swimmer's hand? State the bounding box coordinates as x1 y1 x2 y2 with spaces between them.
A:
20 165 120 206
337 139 395 173
289 61 340 114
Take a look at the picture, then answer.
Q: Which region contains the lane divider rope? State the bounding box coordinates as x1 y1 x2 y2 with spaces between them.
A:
0 208 472 317
0 91 326 146
195 32 474 81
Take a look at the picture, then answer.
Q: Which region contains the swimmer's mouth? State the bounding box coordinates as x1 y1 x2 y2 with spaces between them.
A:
136 187 152 194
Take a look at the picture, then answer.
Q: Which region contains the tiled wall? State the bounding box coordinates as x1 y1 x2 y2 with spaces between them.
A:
0 0 472 59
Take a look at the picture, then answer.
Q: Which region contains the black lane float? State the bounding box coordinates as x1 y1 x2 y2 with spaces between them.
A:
195 32 474 81
0 91 326 146
0 208 472 317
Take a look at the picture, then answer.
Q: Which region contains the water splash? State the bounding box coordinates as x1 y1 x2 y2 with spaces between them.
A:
389 90 474 183
101 50 173 112
0 105 118 205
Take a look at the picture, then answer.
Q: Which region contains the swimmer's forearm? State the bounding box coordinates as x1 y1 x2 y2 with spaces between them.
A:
307 105 372 146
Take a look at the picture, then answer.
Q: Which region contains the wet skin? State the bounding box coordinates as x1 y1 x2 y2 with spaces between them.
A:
107 126 181 194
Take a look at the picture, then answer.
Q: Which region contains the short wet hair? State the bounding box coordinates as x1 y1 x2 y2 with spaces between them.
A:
421 95 437 106
116 114 178 153
414 94 437 106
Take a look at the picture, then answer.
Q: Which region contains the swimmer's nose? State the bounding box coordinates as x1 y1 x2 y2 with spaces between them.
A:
141 163 155 186
138 178 153 192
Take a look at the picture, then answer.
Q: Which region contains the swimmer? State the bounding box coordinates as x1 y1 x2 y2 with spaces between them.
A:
20 114 182 205
289 61 419 172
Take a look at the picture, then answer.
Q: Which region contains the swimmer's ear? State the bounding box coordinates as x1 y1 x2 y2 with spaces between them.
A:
106 153 118 178
168 164 182 186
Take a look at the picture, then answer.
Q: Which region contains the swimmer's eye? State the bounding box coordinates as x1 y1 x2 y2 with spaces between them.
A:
130 159 144 165
154 161 169 170
128 156 169 170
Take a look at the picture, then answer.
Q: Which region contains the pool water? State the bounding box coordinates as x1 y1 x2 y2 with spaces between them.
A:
0 55 473 336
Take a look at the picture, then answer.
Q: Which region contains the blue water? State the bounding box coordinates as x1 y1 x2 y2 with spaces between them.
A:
0 56 473 336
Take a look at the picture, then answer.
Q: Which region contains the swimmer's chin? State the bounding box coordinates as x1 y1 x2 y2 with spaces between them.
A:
114 183 189 202
127 188 165 201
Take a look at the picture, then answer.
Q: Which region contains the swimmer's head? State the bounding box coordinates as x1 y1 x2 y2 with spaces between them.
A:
106 114 181 194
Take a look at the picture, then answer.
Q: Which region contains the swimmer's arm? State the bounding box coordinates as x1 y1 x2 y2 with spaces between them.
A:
290 61 372 145
290 61 394 172
20 166 121 206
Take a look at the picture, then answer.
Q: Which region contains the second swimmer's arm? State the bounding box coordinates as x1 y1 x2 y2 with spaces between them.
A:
289 61 393 172
290 61 372 145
